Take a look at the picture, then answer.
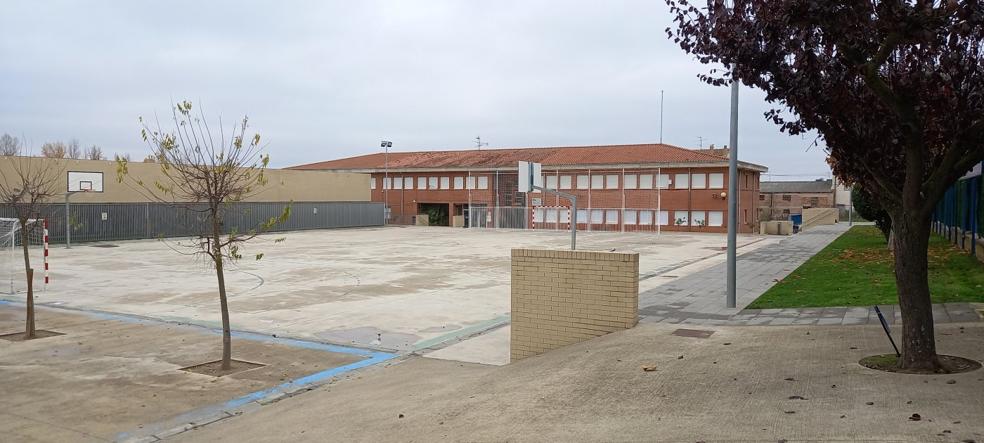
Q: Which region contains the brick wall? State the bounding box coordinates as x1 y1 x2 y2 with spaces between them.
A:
510 249 639 362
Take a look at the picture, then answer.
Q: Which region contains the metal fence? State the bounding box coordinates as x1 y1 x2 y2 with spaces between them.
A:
1 201 384 244
932 165 982 256
461 206 725 233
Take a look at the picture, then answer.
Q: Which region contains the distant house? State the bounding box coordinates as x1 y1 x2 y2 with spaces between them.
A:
759 179 834 220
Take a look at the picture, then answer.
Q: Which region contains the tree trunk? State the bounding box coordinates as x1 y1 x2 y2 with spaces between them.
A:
21 225 35 339
890 212 940 371
212 219 232 371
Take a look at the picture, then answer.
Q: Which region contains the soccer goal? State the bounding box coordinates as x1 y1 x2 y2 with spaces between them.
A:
0 218 49 295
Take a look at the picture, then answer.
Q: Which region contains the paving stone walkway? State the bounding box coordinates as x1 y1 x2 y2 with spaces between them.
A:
637 224 984 326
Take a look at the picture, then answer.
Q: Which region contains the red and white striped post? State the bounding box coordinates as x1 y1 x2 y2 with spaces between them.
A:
43 219 49 288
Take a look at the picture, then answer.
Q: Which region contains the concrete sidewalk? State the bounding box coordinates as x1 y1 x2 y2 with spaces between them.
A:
177 322 984 443
639 224 851 323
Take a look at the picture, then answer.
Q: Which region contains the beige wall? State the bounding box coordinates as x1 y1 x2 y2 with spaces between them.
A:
0 157 369 203
801 208 839 229
511 249 639 362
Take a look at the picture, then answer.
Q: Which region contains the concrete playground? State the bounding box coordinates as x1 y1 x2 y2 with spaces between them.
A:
178 321 984 443
2 226 773 362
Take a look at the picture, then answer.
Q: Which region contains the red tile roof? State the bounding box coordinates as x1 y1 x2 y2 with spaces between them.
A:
290 143 767 171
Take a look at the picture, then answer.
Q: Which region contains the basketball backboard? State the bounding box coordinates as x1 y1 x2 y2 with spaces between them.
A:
68 171 104 192
517 161 542 193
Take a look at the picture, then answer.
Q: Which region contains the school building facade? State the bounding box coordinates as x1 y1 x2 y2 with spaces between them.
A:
291 143 768 233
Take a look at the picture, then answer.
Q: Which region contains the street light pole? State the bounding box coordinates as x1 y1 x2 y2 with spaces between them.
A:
726 68 739 309
381 140 392 223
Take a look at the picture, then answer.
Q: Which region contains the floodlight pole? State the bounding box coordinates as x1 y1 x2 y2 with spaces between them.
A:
726 68 739 309
65 191 79 249
533 185 577 251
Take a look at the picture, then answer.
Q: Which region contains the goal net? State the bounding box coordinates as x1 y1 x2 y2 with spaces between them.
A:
0 218 48 295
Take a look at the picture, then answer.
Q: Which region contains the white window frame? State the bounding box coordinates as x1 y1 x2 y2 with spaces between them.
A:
639 210 654 225
657 174 671 189
624 174 638 190
708 210 724 227
393 177 403 190
533 208 545 223
576 209 588 223
692 173 707 189
418 177 427 190
605 209 619 225
440 177 450 190
691 210 707 227
658 210 670 226
590 209 604 224
576 175 590 190
477 176 489 189
370 178 377 190
674 173 689 189
545 175 558 190
383 177 392 190
453 176 464 189
559 176 573 190
605 174 619 189
546 208 559 223
404 177 413 190
674 210 689 226
428 177 439 190
624 209 638 225
466 176 476 190
591 175 604 190
709 173 724 189
639 174 654 189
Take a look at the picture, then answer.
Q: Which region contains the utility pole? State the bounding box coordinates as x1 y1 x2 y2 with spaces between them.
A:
726 68 739 309
381 140 392 223
659 90 664 144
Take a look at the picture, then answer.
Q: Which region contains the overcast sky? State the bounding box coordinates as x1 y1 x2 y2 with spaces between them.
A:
1 1 831 179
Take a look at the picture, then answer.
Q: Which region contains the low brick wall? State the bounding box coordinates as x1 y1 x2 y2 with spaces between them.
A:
511 249 639 362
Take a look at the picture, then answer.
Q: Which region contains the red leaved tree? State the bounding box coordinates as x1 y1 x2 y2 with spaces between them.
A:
666 0 984 370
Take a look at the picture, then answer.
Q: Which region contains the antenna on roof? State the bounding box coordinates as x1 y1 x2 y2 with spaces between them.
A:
475 136 489 150
659 90 664 144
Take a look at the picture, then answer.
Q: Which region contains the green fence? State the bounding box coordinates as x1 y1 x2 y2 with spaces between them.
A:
932 162 983 257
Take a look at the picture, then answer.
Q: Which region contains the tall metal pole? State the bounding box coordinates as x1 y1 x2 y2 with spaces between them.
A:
726 70 740 308
659 90 664 144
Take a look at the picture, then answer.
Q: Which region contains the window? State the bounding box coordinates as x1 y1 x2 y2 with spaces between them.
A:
605 174 619 189
674 173 689 189
404 177 413 190
532 176 544 193
545 175 558 190
590 209 604 224
639 210 654 225
559 176 572 189
533 208 544 223
546 208 558 223
559 209 570 223
782 194 792 202
383 177 392 190
658 210 670 226
370 178 377 190
639 174 654 189
759 194 765 201
440 177 450 189
605 210 619 224
453 177 464 189
657 174 671 189
674 210 689 226
743 209 748 223
428 177 439 190
624 174 637 189
591 175 604 189
477 176 489 189
393 177 403 190
576 209 588 223
709 173 724 189
466 176 476 190
418 177 427 189
708 211 723 227
624 210 638 225
692 173 707 189
810 197 820 207
576 175 590 189
691 211 707 227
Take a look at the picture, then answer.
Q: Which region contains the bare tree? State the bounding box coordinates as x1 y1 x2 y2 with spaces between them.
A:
117 101 289 370
142 154 157 163
67 139 82 159
86 145 104 161
40 142 66 158
114 153 131 162
0 134 21 156
0 157 62 339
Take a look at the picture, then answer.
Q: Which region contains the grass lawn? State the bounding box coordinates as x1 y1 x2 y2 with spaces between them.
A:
747 225 984 309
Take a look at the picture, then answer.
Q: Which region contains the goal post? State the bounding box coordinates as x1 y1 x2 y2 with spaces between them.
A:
0 218 49 295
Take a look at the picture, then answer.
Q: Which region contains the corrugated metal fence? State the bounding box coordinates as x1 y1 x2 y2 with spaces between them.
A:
932 164 982 258
1 201 384 244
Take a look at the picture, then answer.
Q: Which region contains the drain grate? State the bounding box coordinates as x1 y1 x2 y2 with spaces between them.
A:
671 328 715 338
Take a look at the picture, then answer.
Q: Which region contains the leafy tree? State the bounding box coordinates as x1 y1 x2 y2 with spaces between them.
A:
86 145 104 161
0 157 61 339
117 101 289 370
0 134 21 156
666 0 984 370
852 187 892 241
40 142 66 158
